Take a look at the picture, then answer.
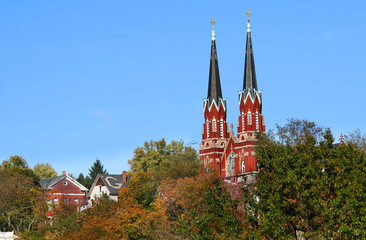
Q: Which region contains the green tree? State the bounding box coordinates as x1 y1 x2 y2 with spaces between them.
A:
242 120 366 239
128 172 158 209
1 155 40 186
76 173 85 185
128 139 200 179
48 196 79 239
33 163 57 179
276 118 325 146
1 155 28 169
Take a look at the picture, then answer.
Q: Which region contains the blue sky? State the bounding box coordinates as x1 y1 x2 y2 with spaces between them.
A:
1 1 365 176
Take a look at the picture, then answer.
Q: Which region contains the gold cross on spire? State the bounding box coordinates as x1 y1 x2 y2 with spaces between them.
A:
246 10 251 21
211 18 215 30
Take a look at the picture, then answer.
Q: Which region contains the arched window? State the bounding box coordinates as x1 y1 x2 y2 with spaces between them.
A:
226 152 236 177
212 118 217 132
247 110 252 125
206 119 210 138
242 112 245 131
255 111 259 131
242 160 246 173
220 118 224 138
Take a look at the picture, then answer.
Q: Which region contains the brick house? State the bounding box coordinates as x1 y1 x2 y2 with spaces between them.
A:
40 171 88 219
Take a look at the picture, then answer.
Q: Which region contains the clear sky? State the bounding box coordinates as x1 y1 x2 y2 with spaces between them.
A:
1 1 365 176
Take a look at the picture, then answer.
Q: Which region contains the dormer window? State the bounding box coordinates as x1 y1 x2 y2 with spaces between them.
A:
247 110 252 125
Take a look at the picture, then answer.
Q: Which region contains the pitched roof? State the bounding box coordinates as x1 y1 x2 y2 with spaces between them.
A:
40 175 88 191
40 175 66 189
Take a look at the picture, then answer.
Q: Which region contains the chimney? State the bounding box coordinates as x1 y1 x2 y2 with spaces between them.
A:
122 171 127 183
62 171 66 176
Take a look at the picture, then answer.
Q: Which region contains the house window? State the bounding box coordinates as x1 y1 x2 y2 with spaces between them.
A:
212 118 217 132
74 198 78 204
220 119 223 138
64 198 69 205
54 198 58 205
99 185 102 193
47 199 52 205
242 112 245 131
63 181 67 186
247 110 252 125
206 119 210 138
255 111 259 131
242 160 246 173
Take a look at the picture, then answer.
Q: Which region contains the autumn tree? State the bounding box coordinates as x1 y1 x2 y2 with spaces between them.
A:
33 163 57 179
155 172 245 240
0 170 47 234
242 120 366 239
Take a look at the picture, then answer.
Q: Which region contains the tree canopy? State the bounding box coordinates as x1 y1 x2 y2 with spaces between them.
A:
0 170 47 234
33 163 57 179
1 155 28 169
1 155 40 186
128 139 201 180
242 120 366 239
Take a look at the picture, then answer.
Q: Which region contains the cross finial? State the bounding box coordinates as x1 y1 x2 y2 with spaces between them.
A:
246 10 251 32
246 10 251 21
211 18 216 40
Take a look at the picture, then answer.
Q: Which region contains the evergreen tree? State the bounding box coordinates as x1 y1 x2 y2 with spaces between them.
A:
76 173 85 185
83 176 93 190
88 159 108 185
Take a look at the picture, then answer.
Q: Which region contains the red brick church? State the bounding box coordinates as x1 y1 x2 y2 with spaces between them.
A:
199 12 265 180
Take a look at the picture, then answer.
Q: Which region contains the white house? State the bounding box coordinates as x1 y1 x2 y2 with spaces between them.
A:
88 171 130 206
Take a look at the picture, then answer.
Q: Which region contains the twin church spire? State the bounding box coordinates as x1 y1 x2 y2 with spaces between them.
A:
206 11 258 106
200 12 265 177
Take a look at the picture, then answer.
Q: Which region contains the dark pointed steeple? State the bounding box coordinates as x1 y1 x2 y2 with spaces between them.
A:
207 18 222 104
243 11 258 90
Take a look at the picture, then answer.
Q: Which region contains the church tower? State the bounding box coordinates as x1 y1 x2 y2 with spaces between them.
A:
236 11 265 174
199 19 230 173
